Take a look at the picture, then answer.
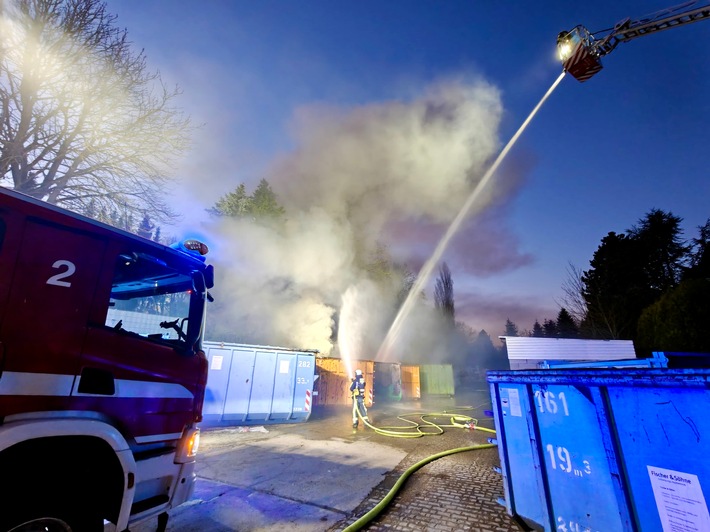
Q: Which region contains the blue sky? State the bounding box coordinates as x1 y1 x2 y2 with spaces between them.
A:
107 1 710 346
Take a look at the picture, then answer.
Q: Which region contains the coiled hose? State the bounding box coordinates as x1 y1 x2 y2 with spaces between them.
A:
357 405 497 438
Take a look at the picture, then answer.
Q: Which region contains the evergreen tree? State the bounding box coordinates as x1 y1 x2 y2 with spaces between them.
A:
582 231 648 339
532 320 544 337
556 308 578 338
210 183 251 217
637 278 710 353
628 209 689 293
109 208 121 227
582 210 690 341
472 330 507 370
136 214 154 240
209 180 285 224
250 179 286 221
686 219 710 280
504 319 519 336
85 199 98 220
543 319 558 338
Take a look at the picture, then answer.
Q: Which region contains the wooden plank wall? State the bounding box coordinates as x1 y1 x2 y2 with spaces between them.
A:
401 364 421 400
314 357 374 407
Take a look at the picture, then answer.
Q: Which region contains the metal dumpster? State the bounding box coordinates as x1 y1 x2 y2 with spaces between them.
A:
202 341 316 425
419 364 455 396
487 368 710 531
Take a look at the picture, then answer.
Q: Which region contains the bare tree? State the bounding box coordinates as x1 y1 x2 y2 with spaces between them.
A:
0 0 191 223
560 262 588 324
434 261 455 327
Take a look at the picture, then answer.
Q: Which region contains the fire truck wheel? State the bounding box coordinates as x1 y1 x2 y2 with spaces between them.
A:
7 517 72 532
2 501 103 532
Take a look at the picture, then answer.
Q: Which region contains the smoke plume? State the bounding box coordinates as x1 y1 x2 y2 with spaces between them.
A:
206 78 510 358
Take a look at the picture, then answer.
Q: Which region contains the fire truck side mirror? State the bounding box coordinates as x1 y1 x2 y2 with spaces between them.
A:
204 264 214 289
192 271 206 294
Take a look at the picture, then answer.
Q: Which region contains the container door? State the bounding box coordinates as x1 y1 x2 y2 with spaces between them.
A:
533 384 632 531
292 354 315 420
223 347 257 421
246 350 278 421
203 346 235 420
492 383 550 529
610 386 710 531
270 353 297 420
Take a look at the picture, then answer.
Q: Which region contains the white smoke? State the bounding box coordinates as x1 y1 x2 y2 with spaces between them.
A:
206 77 505 357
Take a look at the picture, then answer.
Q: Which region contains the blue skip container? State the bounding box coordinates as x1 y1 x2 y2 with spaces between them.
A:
201 341 317 426
487 368 710 531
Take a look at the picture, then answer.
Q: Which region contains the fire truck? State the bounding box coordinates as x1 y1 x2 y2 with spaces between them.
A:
557 1 710 82
0 186 214 531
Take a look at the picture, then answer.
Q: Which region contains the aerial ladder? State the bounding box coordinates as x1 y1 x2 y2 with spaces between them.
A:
557 1 710 82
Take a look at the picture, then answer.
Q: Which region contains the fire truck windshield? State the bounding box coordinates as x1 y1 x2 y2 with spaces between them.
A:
105 251 201 346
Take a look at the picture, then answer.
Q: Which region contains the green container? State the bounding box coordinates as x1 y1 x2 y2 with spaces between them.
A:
419 364 455 396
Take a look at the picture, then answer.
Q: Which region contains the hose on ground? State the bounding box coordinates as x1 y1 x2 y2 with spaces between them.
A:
341 442 497 532
356 405 496 438
341 404 498 530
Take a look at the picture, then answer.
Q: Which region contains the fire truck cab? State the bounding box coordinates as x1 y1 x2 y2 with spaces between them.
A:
0 187 214 531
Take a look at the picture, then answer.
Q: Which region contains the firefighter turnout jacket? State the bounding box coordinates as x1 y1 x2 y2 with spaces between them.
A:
350 376 365 397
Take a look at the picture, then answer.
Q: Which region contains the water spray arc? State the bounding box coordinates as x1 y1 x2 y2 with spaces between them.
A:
376 72 567 362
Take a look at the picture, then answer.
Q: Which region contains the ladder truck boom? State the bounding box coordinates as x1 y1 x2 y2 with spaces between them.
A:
557 1 710 82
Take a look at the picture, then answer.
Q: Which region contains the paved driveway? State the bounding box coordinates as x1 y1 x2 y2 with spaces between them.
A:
131 388 521 531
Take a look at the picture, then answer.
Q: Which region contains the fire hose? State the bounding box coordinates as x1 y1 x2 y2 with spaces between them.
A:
342 407 498 531
355 405 497 438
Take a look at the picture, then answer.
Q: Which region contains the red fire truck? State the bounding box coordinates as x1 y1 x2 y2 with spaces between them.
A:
0 186 214 531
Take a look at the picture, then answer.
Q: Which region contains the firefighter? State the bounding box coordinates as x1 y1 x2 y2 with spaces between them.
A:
350 369 368 428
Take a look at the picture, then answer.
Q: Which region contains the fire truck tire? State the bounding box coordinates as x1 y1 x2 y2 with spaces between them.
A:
0 465 105 531
2 500 104 532
7 517 72 532
0 435 122 532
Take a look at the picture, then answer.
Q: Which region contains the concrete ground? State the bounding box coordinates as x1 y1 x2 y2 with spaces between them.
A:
131 387 522 532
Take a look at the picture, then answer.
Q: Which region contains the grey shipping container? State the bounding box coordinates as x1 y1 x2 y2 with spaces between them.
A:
201 341 317 426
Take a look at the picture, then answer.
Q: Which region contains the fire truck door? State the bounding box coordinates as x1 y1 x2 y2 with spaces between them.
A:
80 325 204 440
0 215 10 374
0 220 106 382
79 250 205 441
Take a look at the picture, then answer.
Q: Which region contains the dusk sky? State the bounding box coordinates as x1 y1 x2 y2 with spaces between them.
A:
106 0 709 348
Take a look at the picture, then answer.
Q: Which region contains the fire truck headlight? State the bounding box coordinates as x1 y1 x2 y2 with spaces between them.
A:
188 429 200 457
176 426 200 463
